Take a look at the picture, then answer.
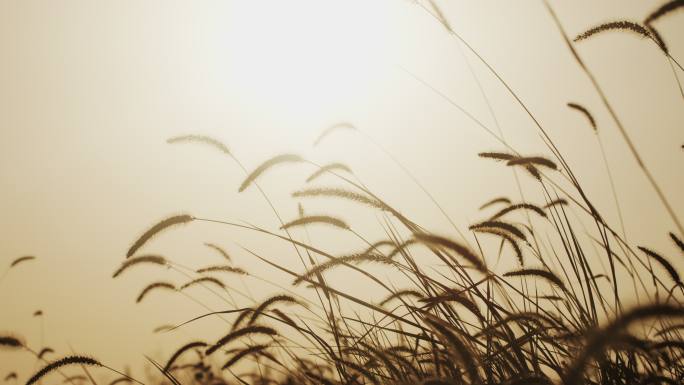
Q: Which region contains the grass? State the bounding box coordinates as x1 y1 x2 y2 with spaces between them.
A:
3 1 684 385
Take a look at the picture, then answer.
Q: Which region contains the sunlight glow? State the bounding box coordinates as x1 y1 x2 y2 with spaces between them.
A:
222 1 399 126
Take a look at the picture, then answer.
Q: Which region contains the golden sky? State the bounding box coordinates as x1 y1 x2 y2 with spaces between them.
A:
1 0 683 380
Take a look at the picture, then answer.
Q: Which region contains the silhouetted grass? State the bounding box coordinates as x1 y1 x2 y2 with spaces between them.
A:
4 2 684 385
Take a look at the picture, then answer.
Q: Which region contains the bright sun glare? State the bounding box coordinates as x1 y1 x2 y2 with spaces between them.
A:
222 1 399 125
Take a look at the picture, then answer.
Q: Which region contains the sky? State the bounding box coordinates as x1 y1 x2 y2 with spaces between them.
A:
1 0 683 381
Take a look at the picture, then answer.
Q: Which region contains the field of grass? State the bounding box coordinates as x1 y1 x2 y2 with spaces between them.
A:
2 1 684 385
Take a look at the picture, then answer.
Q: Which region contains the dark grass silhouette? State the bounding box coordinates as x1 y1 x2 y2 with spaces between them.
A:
4 2 684 385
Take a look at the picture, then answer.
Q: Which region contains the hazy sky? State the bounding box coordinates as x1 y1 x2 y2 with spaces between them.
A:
1 0 683 380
